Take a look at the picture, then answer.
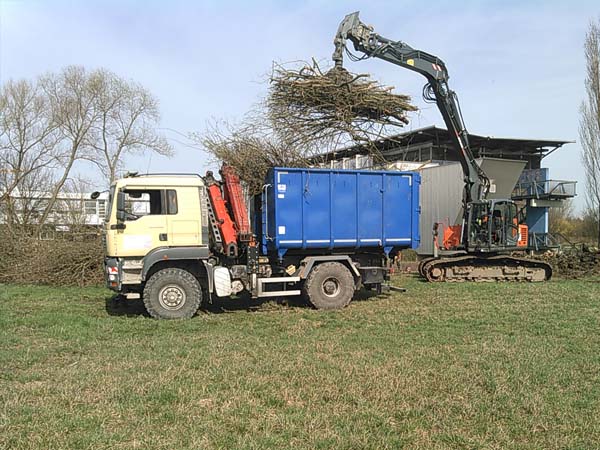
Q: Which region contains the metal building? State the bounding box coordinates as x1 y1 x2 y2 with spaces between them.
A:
314 126 577 255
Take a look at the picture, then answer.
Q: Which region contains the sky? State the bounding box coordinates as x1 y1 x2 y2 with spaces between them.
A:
0 0 598 211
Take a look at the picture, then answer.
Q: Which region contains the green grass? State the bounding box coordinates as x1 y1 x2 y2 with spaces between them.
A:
1 277 600 449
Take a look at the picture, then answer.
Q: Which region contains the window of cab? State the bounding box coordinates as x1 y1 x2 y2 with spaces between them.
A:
121 188 178 219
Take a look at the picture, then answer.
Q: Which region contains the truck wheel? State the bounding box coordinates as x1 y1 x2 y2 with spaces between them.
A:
143 268 202 319
303 262 355 310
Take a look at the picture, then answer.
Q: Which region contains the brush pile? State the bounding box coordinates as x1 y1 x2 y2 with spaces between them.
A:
268 63 416 145
0 234 104 287
201 128 309 195
200 61 417 191
541 246 600 279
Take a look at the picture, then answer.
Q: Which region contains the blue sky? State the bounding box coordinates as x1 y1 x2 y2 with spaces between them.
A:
1 0 597 210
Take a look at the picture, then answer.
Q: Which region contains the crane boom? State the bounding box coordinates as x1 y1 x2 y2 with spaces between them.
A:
332 11 490 206
331 11 552 282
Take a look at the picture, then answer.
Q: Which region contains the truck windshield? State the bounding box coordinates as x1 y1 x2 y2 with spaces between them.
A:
105 185 116 222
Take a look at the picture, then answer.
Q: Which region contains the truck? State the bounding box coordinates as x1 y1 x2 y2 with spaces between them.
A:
333 12 552 281
97 166 420 319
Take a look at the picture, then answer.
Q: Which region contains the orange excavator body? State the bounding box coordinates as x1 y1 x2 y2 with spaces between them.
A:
443 225 462 250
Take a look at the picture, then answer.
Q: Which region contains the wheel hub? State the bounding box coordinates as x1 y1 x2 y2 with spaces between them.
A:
322 277 341 297
158 285 186 310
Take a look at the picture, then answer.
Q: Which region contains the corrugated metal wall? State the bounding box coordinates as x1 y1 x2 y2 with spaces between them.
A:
417 158 526 255
418 163 464 255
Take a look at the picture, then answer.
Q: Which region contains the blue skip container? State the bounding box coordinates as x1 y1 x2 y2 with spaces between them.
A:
260 167 420 259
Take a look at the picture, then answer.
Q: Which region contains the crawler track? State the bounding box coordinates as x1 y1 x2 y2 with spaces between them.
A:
420 255 552 282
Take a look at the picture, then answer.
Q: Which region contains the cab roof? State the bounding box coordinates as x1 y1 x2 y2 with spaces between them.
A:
114 174 205 188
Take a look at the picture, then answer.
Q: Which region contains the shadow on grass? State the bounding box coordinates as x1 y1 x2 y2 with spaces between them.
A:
104 287 392 318
103 292 310 317
352 288 386 303
105 295 149 317
200 291 308 314
391 271 425 282
202 287 391 314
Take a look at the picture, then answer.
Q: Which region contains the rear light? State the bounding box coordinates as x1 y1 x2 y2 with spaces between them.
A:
518 225 528 247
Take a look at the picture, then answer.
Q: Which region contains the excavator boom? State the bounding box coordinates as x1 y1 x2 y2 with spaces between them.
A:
333 12 489 206
332 11 551 282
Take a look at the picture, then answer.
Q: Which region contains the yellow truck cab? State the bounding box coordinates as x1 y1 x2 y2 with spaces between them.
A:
105 174 209 261
104 174 214 318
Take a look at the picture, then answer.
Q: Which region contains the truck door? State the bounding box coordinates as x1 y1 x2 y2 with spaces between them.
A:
114 188 168 257
165 187 202 246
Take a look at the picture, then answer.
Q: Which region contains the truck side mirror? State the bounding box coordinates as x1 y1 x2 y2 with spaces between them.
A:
90 191 101 200
117 191 125 211
116 191 126 221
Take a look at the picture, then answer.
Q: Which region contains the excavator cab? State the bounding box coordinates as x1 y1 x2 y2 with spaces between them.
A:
466 200 520 252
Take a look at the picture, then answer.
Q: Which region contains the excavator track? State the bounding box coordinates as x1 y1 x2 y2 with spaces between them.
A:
418 257 437 278
421 255 552 282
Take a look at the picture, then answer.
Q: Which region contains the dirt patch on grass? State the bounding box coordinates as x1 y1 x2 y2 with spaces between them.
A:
539 247 600 279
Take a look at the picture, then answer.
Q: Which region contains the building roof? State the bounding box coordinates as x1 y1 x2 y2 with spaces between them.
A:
315 126 573 163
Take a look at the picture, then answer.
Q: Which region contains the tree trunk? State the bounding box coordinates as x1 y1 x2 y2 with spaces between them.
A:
35 146 78 234
597 209 600 247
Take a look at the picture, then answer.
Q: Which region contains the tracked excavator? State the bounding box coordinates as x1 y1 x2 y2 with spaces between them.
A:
333 12 552 282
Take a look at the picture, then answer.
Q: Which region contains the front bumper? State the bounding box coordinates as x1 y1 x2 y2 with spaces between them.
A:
104 257 122 291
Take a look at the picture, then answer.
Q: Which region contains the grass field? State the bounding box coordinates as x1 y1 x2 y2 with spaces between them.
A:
1 276 600 449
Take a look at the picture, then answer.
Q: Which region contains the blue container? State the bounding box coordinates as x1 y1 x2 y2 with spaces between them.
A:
260 167 420 259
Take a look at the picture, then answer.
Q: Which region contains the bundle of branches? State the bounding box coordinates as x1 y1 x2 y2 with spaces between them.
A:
0 233 104 287
201 124 311 194
199 61 417 192
268 61 417 149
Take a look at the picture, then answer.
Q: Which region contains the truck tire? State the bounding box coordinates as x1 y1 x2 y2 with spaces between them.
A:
143 268 202 319
303 262 355 310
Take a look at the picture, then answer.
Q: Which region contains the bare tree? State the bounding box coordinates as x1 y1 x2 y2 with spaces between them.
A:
579 207 599 242
86 70 172 183
54 176 95 232
1 66 173 234
0 80 61 235
35 66 102 231
548 199 575 238
581 19 600 246
4 167 56 232
0 79 59 204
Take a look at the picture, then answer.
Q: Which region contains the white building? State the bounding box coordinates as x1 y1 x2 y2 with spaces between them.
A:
0 190 109 228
